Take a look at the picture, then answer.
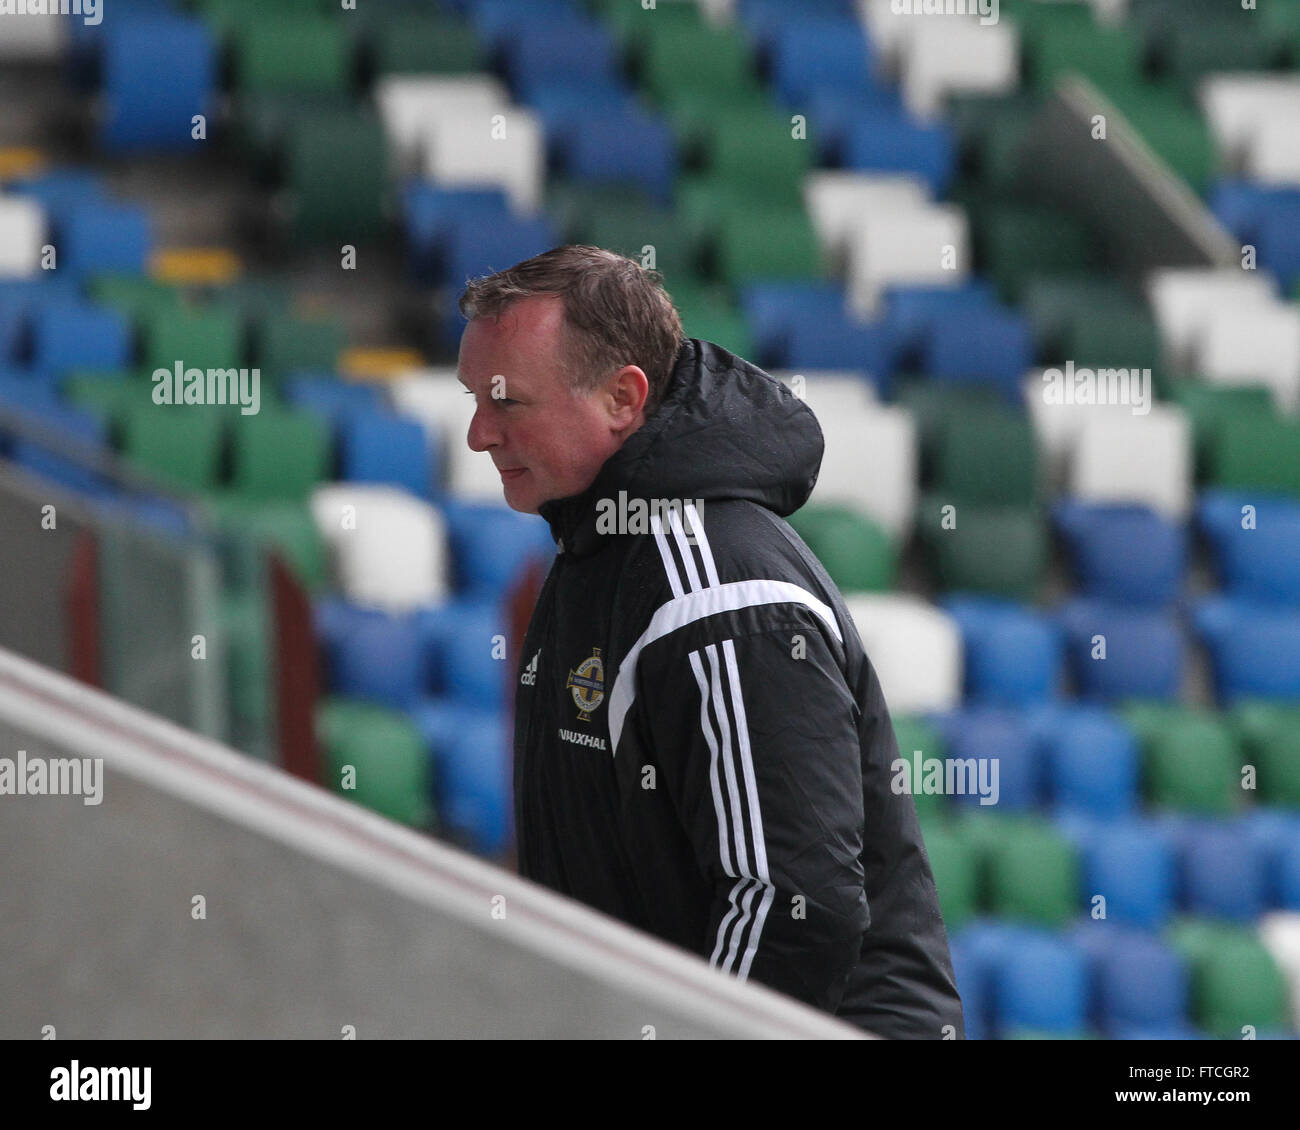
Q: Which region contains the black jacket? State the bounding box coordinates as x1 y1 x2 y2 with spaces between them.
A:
515 338 964 1038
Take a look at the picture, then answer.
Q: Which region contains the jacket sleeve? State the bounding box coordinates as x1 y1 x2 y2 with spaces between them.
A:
634 616 870 1014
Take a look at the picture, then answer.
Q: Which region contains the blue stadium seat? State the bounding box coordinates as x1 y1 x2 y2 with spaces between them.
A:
402 183 513 284
284 373 386 421
1243 809 1300 908
784 312 896 395
6 169 108 224
1177 819 1266 922
1209 180 1300 289
882 281 998 366
57 202 152 277
799 86 908 164
1193 596 1300 704
920 307 1034 399
1054 500 1187 607
324 602 427 711
950 919 1044 1039
30 302 132 374
442 215 560 346
559 108 677 206
416 596 511 710
440 499 555 600
935 707 1042 811
467 0 582 51
0 278 82 362
766 17 876 107
1071 923 1189 1035
413 699 510 855
946 937 986 1040
339 408 436 501
1198 490 1300 606
0 385 110 498
993 930 1089 1036
502 21 618 89
1059 599 1184 702
842 108 956 196
100 16 216 151
1037 705 1140 819
943 596 1063 706
519 80 640 153
1091 820 1176 928
737 279 849 366
1111 1022 1205 1039
1281 835 1300 911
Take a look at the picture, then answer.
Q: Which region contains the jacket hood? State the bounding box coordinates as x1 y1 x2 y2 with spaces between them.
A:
539 338 824 555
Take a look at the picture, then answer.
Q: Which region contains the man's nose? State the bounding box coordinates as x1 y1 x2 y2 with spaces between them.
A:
466 402 499 452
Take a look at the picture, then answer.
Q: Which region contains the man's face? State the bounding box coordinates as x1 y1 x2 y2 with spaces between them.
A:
457 295 638 514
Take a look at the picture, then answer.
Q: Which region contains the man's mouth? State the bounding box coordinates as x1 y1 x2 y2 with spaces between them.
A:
499 467 527 481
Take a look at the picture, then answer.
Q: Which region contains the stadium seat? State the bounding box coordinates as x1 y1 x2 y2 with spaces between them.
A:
100 16 215 152
1068 405 1192 520
1073 816 1177 928
1146 268 1277 373
1232 704 1300 809
738 279 851 364
413 700 510 855
767 16 876 107
846 202 968 316
1038 705 1140 820
984 818 1080 928
1208 414 1300 498
787 504 895 594
993 929 1089 1036
0 196 45 277
232 16 350 96
810 400 918 541
841 109 956 197
230 408 331 502
58 202 152 277
844 593 962 714
283 110 388 243
919 497 1047 600
919 307 1034 398
941 597 1061 705
1059 599 1185 703
890 713 947 823
141 301 242 373
1178 820 1267 923
1052 500 1187 606
425 107 544 214
931 402 1039 507
882 280 999 368
1191 300 1300 413
253 312 346 379
1120 704 1242 814
30 303 132 374
339 408 436 501
919 822 977 931
439 499 554 600
317 698 432 828
375 74 510 175
368 9 485 75
1198 490 1300 605
415 596 511 711
936 707 1042 813
1193 597 1300 705
122 400 224 492
320 601 426 710
310 482 450 614
558 108 679 208
783 312 894 394
900 17 1019 119
1072 923 1189 1036
1168 921 1289 1038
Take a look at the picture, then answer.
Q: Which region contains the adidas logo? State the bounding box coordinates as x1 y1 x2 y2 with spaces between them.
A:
520 650 539 686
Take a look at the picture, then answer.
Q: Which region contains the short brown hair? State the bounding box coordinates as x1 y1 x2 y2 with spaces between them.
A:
458 245 684 418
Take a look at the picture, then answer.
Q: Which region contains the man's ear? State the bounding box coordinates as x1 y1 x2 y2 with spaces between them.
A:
606 365 649 427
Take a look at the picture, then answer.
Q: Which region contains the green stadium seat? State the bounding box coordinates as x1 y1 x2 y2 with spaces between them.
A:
282 110 389 243
916 496 1048 599
1166 383 1276 483
660 85 776 157
1103 86 1216 194
659 279 754 359
984 817 1080 928
931 403 1040 507
1230 702 1300 808
62 371 143 436
141 302 244 374
1060 308 1162 375
1020 273 1138 358
788 503 896 594
317 698 433 828
89 275 186 327
369 12 485 75
947 93 1040 200
122 399 226 492
1120 704 1243 815
232 16 351 96
919 822 977 931
574 196 702 283
1167 919 1290 1038
253 311 347 379
974 206 1098 302
229 408 332 501
1209 415 1300 498
591 0 705 49
1019 5 1144 96
203 492 329 593
637 22 760 105
714 202 823 284
1153 17 1280 93
231 92 355 180
701 107 815 206
892 715 949 825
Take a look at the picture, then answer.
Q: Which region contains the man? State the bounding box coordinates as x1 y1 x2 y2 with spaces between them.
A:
457 245 964 1039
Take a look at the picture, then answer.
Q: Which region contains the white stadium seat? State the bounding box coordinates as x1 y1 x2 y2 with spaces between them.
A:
1069 404 1193 520
1245 117 1300 188
847 203 970 317
1146 268 1278 373
425 108 545 214
1193 301 1300 413
0 196 46 278
0 10 66 60
812 401 919 542
389 369 505 503
1201 74 1300 172
310 483 450 613
900 18 1020 119
375 75 510 176
804 171 931 274
844 593 962 715
1023 370 1134 491
1259 913 1300 1032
